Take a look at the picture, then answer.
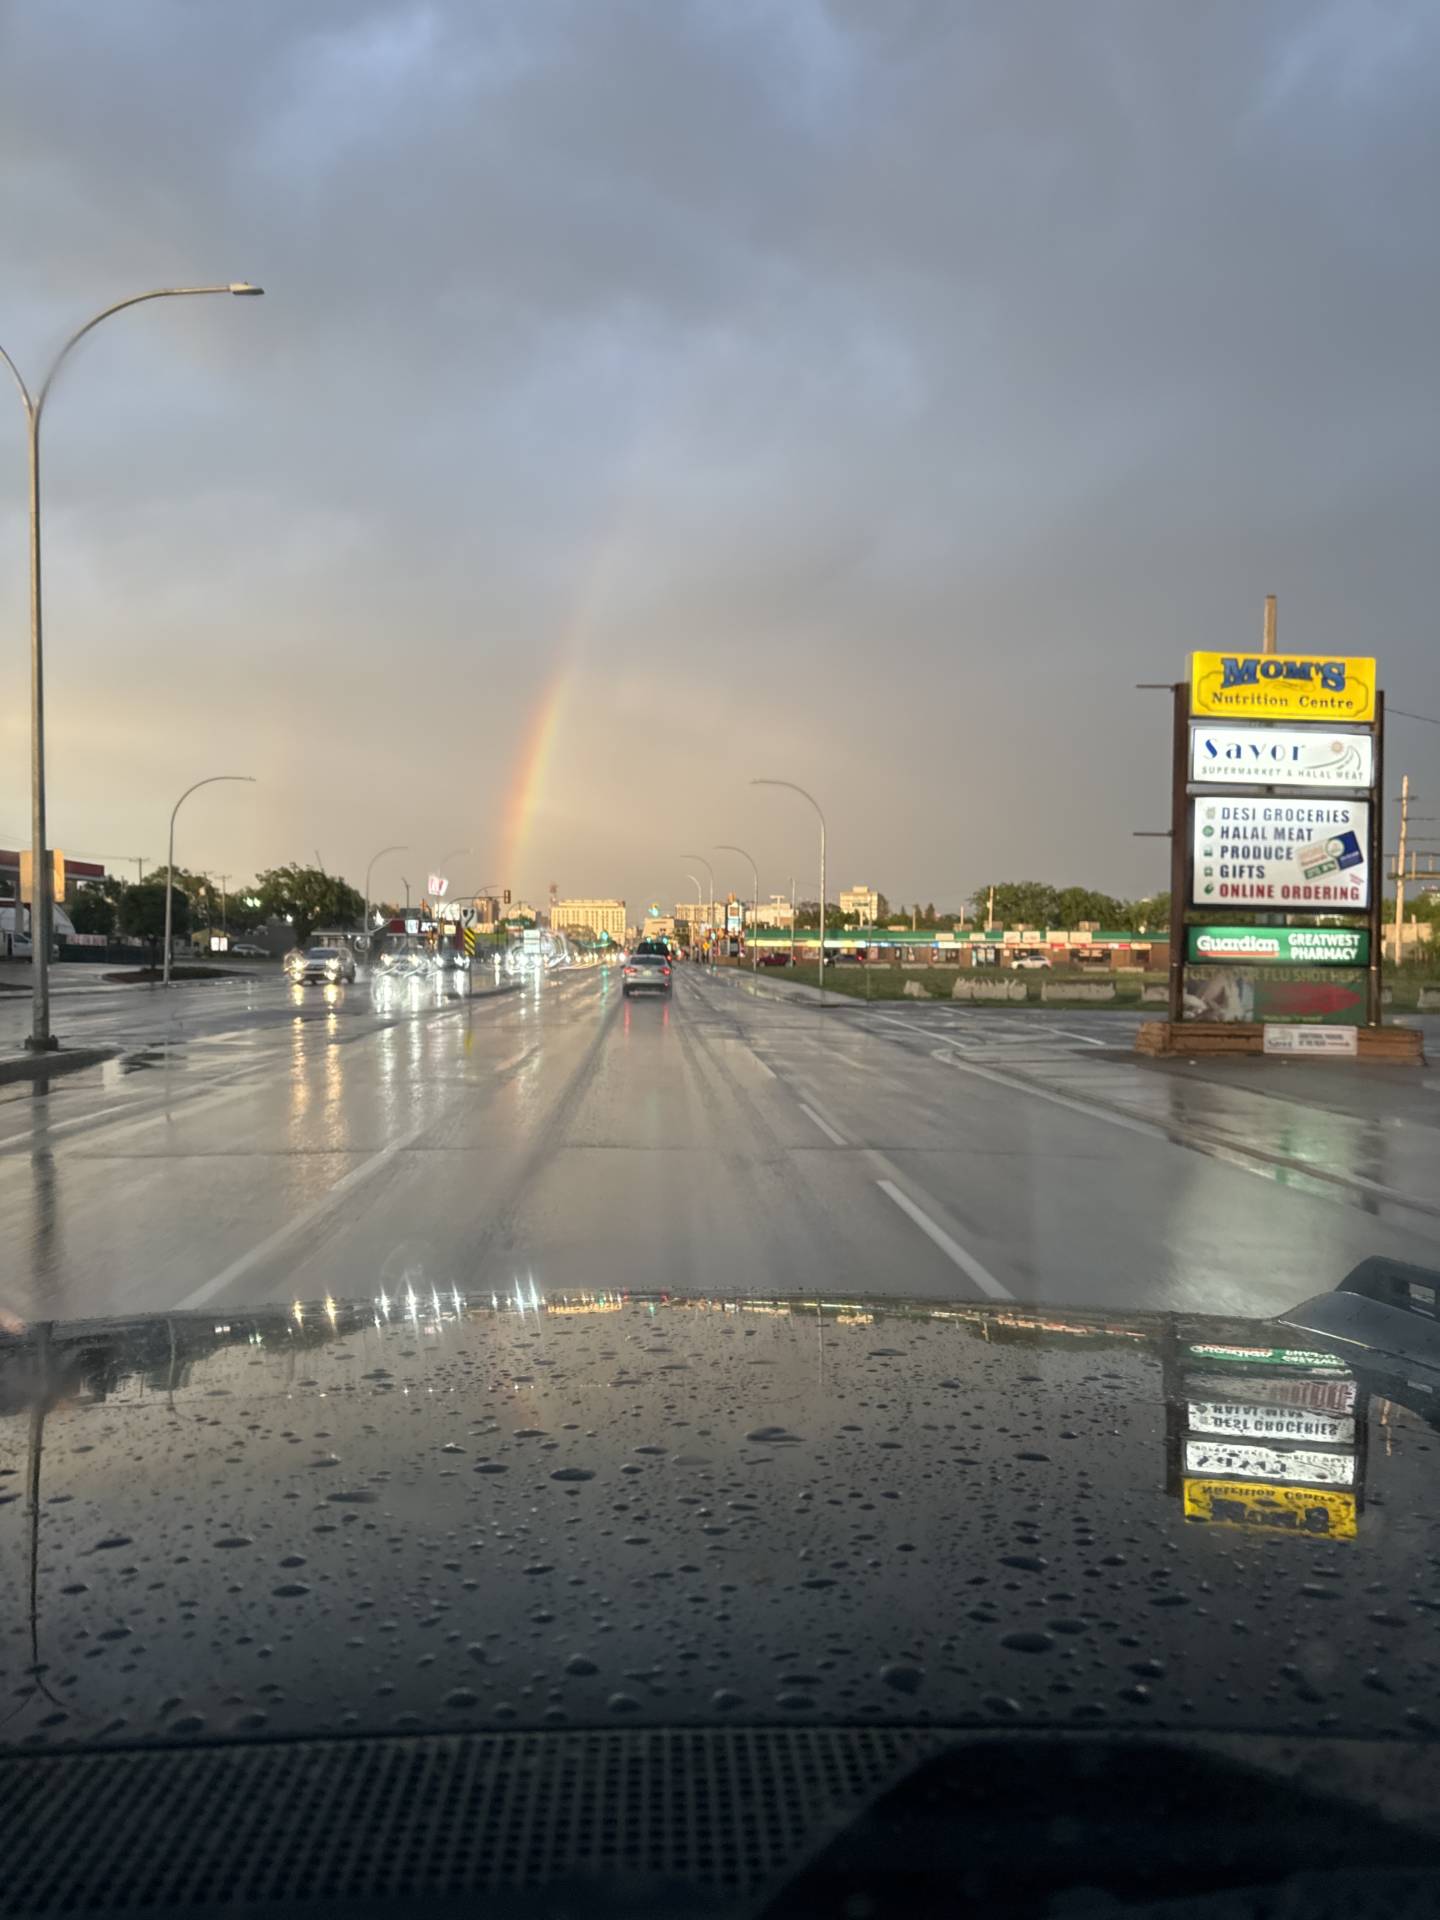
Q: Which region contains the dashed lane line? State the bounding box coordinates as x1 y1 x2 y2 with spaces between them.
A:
798 1102 847 1146
875 1177 1011 1300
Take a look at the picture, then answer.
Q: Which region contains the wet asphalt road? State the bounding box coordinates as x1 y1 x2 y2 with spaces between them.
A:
3 961 1440 1323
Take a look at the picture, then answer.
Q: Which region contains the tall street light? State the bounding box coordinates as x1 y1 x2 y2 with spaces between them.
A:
164 776 255 985
0 281 264 1050
752 779 826 1001
364 844 408 936
685 873 704 955
680 853 715 965
434 847 469 900
715 843 759 981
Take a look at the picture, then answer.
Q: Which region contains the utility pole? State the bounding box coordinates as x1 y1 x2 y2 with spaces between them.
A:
987 883 995 928
1394 774 1411 969
1263 594 1277 654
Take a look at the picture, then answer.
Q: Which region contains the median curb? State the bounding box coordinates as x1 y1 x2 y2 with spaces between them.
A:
0 1043 120 1086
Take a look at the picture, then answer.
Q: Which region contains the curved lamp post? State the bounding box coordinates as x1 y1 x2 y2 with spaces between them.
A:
751 780 826 1000
0 282 263 1048
680 853 716 965
164 776 255 985
364 845 408 935
715 843 760 979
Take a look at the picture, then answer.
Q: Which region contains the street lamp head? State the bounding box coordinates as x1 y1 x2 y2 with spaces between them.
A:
228 283 265 296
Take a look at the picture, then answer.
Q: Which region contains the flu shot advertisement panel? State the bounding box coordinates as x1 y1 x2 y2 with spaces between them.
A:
1191 797 1371 908
1182 966 1367 1025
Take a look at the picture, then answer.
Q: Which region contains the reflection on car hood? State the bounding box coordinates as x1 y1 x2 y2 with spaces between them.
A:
2 1288 1437 1752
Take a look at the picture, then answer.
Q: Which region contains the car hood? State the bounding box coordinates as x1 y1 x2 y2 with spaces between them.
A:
3 1277 1438 1753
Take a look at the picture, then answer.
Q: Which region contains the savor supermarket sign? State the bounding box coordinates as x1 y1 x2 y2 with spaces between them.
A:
1189 724 1374 790
1191 798 1371 908
1190 652 1376 723
1186 926 1369 965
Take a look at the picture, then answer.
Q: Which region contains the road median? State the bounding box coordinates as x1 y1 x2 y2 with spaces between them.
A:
0 1043 121 1086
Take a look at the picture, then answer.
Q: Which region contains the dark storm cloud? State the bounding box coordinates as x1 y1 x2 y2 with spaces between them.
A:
0 0 1435 907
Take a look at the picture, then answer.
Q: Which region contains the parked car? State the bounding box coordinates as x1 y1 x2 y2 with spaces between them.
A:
229 941 269 957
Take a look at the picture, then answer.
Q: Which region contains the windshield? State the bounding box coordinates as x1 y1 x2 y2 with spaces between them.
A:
3 3 1440 1907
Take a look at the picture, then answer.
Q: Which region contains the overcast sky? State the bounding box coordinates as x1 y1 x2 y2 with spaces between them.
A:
1 0 1436 914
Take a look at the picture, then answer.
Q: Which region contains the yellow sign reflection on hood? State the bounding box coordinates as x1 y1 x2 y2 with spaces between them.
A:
1182 1475 1357 1540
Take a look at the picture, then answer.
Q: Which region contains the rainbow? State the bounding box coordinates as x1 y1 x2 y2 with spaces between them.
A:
495 659 570 897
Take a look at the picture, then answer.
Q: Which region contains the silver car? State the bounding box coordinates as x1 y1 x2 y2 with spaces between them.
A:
288 945 357 985
622 952 672 997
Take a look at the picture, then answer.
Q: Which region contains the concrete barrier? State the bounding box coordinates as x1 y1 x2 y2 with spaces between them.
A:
903 980 929 999
1420 987 1440 1011
1041 982 1116 1003
1141 985 1169 1004
952 979 1027 1002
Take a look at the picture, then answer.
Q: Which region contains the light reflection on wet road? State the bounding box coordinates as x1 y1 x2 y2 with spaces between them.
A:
2 963 1439 1323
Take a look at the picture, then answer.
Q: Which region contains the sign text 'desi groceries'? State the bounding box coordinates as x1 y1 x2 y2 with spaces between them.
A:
1188 724 1374 790
1191 798 1370 907
1190 652 1376 723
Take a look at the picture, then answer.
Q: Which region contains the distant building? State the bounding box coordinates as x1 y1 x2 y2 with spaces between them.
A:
643 916 676 939
839 885 879 922
553 897 626 942
745 894 794 929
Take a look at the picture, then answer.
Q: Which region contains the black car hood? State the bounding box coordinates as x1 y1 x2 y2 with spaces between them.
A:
3 1279 1439 1753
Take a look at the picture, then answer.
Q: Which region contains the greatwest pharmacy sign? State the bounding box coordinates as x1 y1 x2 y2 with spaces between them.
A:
1186 926 1369 965
1189 723 1374 790
1190 652 1376 723
1191 798 1371 908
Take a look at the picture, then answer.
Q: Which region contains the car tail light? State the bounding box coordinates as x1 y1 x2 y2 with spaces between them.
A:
624 966 636 976
662 966 671 976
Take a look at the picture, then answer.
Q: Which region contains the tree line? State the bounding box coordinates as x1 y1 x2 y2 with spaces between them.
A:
64 862 366 961
785 885 1169 932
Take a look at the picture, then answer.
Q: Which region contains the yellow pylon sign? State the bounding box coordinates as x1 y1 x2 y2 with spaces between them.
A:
463 923 477 956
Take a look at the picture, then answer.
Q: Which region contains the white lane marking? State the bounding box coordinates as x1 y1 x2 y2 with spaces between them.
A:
176 1118 430 1310
798 1102 847 1146
752 1057 776 1079
875 1178 1011 1300
1050 1027 1108 1047
920 1045 1166 1141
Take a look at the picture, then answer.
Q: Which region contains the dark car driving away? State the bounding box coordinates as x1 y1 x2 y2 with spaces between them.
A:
622 951 671 996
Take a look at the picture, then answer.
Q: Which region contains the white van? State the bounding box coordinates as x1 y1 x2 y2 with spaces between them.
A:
1 903 78 957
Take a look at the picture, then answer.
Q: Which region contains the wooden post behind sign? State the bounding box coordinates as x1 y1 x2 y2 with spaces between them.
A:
1368 690 1385 1025
1168 681 1189 1024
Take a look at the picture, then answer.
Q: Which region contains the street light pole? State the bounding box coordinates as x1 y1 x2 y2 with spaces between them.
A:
751 780 826 1002
686 874 704 958
363 844 408 937
715 843 760 982
680 853 716 966
163 776 255 985
0 282 263 1049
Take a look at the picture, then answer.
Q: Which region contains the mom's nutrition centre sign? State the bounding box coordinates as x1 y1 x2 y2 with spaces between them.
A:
1191 652 1376 724
1192 797 1371 908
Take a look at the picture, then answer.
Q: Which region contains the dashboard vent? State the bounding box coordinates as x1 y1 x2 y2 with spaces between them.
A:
0 1726 935 1912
